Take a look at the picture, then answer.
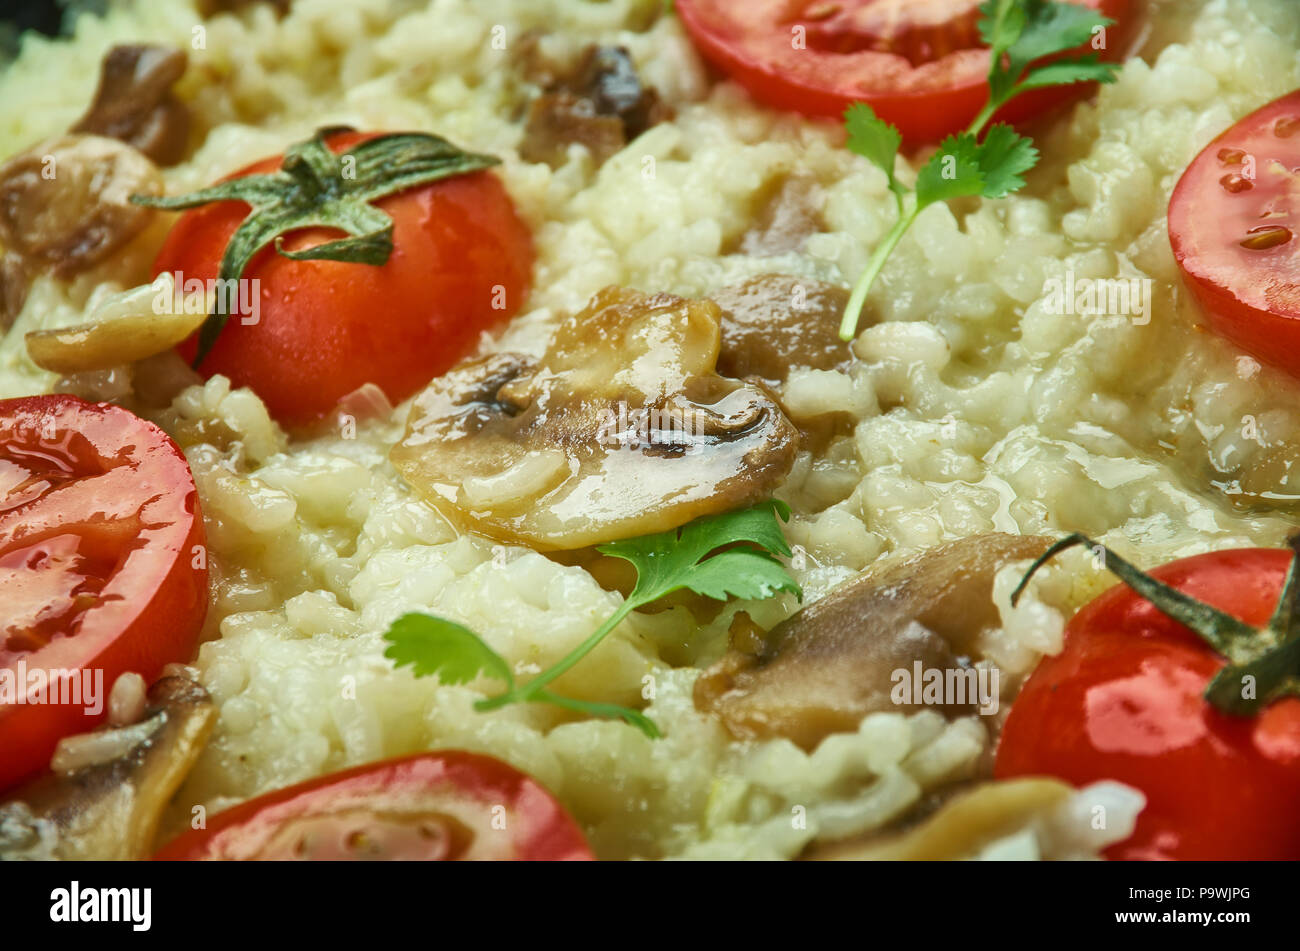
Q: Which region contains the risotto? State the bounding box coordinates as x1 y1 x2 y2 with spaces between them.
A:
2 0 1300 861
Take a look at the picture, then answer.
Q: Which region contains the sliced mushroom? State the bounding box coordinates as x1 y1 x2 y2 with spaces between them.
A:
514 31 557 87
0 249 27 332
25 273 207 374
572 46 668 138
198 0 292 16
520 95 627 168
71 45 190 166
50 365 137 404
807 778 1074 860
694 533 1053 751
128 350 206 409
520 45 670 168
0 675 215 860
0 134 161 278
734 173 825 256
711 274 853 388
392 286 799 550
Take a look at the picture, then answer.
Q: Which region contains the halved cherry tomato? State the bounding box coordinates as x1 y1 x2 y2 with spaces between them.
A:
995 548 1300 860
1170 89 1300 376
675 0 1134 145
154 131 535 427
154 751 594 860
0 395 208 791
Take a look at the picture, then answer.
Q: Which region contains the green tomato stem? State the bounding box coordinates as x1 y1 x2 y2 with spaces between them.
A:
1010 532 1300 716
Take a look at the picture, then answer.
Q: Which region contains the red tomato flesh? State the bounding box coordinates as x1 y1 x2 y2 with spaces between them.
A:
1170 89 1300 375
155 751 594 861
995 548 1300 860
154 131 535 427
0 395 208 791
675 0 1134 146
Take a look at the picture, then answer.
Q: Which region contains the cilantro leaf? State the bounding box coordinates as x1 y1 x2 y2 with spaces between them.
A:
1009 0 1111 67
974 124 1039 198
1017 55 1119 90
599 500 801 607
981 0 1028 101
845 102 906 201
383 612 514 688
381 501 800 740
978 0 1026 61
381 612 660 738
915 134 985 208
839 0 1121 343
982 1 1115 105
661 549 803 603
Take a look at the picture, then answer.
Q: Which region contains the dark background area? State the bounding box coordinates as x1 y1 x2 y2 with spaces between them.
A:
1 0 65 32
0 0 102 58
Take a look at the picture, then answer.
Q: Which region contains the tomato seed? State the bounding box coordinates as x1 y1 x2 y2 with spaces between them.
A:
804 2 840 19
345 830 373 853
1275 116 1300 138
1220 173 1254 193
1240 225 1293 250
1218 148 1247 165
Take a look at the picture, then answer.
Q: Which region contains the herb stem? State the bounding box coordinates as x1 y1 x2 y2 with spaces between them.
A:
967 102 999 140
407 502 799 738
516 598 639 702
839 204 919 341
838 94 1003 343
532 689 662 737
838 0 1119 344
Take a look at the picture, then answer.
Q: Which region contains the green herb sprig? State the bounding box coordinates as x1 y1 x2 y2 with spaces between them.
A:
382 500 802 739
839 0 1121 341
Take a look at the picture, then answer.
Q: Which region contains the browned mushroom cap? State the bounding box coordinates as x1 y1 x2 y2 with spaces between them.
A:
711 274 853 388
0 135 161 278
694 533 1053 751
197 0 291 16
71 45 190 166
734 173 825 256
573 46 669 141
391 286 799 550
520 94 626 168
519 45 671 169
0 676 215 860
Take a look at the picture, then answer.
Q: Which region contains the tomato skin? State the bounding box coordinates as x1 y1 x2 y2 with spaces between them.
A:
155 132 535 426
154 751 594 861
1170 90 1300 376
995 548 1300 860
675 0 1134 146
0 395 208 792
